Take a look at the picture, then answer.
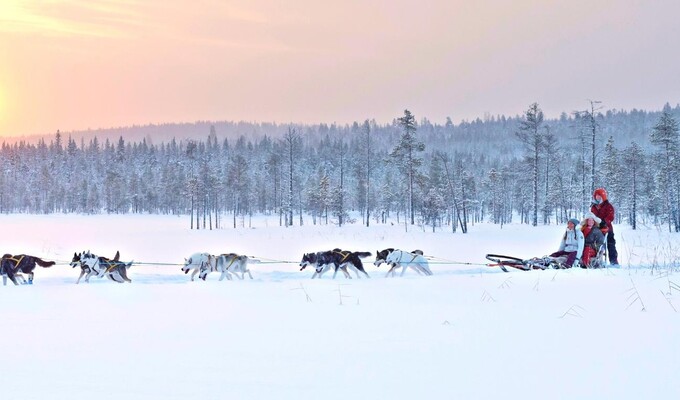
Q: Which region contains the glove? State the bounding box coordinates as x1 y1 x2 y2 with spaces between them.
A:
585 211 602 224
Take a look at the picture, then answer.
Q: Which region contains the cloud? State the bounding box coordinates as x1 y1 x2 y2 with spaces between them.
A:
0 0 145 38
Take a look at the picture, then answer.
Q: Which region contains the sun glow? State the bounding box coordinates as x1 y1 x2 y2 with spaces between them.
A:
0 1 55 34
0 0 136 38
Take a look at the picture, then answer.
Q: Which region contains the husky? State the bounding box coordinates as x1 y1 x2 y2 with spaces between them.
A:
299 252 328 279
2 254 56 285
1 266 25 286
300 249 371 279
70 251 133 283
182 252 214 281
320 249 371 279
70 251 97 283
374 248 423 268
299 251 347 279
383 249 432 277
199 253 253 281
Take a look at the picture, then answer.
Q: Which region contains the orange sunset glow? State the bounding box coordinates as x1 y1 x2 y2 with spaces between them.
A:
1 0 680 138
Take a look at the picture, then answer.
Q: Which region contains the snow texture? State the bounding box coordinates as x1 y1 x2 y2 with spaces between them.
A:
1 214 679 400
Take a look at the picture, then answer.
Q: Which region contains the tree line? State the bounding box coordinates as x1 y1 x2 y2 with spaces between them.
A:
1 103 678 232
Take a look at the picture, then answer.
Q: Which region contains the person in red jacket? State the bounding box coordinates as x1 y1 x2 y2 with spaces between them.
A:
590 187 619 266
580 213 605 267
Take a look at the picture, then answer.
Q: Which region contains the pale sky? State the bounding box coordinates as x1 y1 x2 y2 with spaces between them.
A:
1 0 679 138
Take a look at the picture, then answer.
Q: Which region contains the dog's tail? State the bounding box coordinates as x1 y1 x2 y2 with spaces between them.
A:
354 252 372 258
35 258 56 268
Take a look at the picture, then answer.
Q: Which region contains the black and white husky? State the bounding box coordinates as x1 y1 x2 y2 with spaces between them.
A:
70 251 133 283
199 253 253 281
299 249 371 279
299 252 326 278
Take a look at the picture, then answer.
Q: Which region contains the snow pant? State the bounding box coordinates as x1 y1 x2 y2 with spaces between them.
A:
549 250 577 268
581 247 597 267
607 230 618 264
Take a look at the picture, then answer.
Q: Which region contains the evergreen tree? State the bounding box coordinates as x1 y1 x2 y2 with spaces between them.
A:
650 106 679 232
282 127 300 227
622 142 645 229
515 103 544 226
541 126 558 224
600 136 623 216
390 109 425 225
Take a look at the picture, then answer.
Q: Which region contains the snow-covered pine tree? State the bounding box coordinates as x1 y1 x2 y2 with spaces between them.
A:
515 102 544 226
575 100 603 193
600 136 623 219
650 105 679 232
621 141 646 229
424 154 447 231
363 120 372 227
436 152 465 233
541 126 558 224
282 127 300 227
390 109 425 225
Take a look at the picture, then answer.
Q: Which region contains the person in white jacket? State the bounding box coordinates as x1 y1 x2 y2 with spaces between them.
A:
549 218 585 268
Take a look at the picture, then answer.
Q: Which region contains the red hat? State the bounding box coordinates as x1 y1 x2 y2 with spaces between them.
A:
593 188 608 202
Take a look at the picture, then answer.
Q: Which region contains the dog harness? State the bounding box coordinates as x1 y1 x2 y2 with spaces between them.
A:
4 255 25 271
332 250 351 262
222 255 239 270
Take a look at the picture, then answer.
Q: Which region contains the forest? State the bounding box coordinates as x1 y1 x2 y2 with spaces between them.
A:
1 102 678 233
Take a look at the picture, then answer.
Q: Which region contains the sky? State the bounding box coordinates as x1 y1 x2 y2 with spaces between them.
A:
1 0 680 138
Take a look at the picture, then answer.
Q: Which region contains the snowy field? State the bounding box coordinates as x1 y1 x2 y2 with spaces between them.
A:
1 213 679 400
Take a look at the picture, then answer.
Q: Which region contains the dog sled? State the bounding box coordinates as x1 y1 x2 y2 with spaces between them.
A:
485 254 573 272
486 230 610 272
486 243 608 272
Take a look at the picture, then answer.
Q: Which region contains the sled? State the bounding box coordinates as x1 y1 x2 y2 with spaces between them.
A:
485 254 566 272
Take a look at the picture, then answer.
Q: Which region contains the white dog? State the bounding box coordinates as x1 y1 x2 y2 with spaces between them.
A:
182 252 214 281
384 249 433 277
199 253 253 281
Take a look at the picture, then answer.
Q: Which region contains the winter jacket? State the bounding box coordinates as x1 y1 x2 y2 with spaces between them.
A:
591 200 615 233
582 224 605 251
558 228 584 259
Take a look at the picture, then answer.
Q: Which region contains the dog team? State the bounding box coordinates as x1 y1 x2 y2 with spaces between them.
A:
2 247 433 286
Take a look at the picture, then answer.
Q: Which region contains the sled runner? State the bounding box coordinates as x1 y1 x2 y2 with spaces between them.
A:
485 254 567 272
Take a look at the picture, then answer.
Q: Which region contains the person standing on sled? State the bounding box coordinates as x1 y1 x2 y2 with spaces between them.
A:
590 187 619 266
580 213 605 268
549 218 584 268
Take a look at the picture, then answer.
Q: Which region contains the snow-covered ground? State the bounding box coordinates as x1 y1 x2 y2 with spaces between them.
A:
1 214 679 400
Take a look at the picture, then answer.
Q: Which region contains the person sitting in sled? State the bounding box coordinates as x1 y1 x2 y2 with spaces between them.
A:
549 218 584 268
580 212 605 268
